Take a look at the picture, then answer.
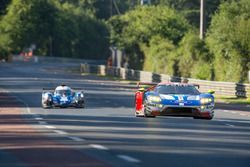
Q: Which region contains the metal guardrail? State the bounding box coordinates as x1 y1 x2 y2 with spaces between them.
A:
80 64 250 98
12 55 105 65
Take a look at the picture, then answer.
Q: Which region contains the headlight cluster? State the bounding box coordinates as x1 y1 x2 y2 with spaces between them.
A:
200 98 212 104
148 96 161 103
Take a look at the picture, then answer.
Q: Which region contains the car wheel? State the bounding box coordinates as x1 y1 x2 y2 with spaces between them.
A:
42 102 50 109
193 116 213 120
76 101 85 108
143 100 155 118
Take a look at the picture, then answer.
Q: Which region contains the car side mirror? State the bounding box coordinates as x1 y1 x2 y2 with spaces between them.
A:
208 90 215 94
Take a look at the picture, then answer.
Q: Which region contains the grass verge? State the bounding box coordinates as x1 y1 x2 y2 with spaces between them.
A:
215 96 250 105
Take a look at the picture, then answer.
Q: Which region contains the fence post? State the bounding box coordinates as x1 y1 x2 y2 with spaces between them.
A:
248 71 250 83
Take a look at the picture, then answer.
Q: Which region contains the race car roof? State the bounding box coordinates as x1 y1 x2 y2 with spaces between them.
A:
55 85 71 91
158 82 199 88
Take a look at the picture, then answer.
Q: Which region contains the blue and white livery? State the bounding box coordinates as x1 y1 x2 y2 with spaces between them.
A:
42 85 85 108
135 82 214 119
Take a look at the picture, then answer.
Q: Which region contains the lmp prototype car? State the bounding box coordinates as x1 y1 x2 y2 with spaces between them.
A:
42 85 85 108
135 82 215 119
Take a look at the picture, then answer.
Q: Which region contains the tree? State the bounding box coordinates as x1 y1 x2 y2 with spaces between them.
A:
152 0 222 30
0 0 110 59
108 6 190 70
0 0 58 55
0 0 11 15
206 0 250 82
177 31 212 79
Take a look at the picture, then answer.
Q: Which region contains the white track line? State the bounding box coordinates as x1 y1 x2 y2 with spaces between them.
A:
89 144 109 150
117 155 141 163
53 130 68 135
38 121 47 125
12 95 31 114
44 125 56 129
68 136 85 142
225 123 235 127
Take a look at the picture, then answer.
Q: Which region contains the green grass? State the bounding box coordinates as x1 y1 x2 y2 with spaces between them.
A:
215 96 250 105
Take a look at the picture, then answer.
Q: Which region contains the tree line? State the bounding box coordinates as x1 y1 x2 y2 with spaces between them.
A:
0 0 249 82
109 0 250 82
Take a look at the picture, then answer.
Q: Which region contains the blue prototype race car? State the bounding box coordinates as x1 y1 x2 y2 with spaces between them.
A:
42 85 85 108
135 82 215 119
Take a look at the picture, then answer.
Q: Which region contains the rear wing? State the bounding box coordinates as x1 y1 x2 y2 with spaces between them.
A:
137 82 158 90
192 84 200 89
42 87 84 93
42 88 54 90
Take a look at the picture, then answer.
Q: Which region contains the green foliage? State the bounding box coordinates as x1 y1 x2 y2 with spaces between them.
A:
94 0 133 20
206 0 250 82
177 31 212 79
142 36 176 74
0 0 110 59
0 0 11 15
110 6 189 46
191 62 213 80
108 6 190 69
152 0 222 29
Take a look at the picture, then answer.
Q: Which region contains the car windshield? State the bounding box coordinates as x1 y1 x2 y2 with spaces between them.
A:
55 89 71 96
155 85 200 95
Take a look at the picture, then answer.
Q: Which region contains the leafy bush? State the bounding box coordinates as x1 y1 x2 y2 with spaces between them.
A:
108 6 190 70
0 0 110 59
177 31 212 79
206 0 250 82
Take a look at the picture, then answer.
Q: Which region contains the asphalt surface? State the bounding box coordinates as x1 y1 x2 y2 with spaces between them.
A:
0 61 250 167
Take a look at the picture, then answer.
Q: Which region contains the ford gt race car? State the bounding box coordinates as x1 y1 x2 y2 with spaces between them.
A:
135 82 215 119
42 85 85 108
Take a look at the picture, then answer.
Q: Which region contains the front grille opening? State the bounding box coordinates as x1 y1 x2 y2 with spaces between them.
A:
163 107 198 114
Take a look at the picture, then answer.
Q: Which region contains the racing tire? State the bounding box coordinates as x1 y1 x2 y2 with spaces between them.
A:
143 101 156 118
41 100 52 109
193 116 213 120
76 101 85 108
42 102 52 109
135 111 144 117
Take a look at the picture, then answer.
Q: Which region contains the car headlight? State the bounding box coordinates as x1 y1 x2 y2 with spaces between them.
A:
148 96 161 103
200 98 212 104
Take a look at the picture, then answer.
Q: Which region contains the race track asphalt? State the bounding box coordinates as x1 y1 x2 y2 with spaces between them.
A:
0 61 250 167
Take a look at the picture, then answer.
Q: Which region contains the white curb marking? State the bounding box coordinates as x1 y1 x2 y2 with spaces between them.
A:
44 125 56 129
53 130 68 135
68 136 85 142
117 155 141 163
38 121 47 125
225 123 235 127
89 144 109 150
